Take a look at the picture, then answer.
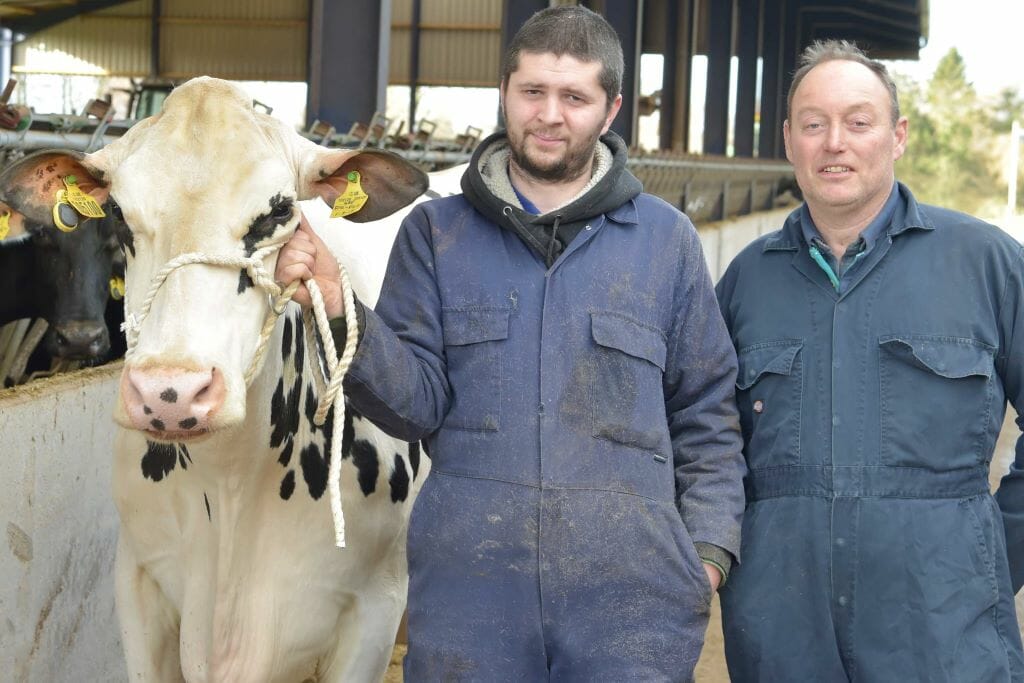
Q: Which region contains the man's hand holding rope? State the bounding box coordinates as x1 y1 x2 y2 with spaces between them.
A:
275 213 344 319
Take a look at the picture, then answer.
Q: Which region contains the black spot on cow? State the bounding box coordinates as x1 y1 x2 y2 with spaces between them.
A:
304 383 317 423
151 418 165 431
179 417 197 430
143 405 152 415
351 440 379 496
408 442 421 480
141 441 178 482
278 440 293 467
282 316 293 361
238 194 295 294
294 313 305 372
341 410 354 460
280 469 296 500
390 453 410 502
178 445 191 470
237 270 254 295
160 387 178 403
270 376 302 449
300 443 328 499
203 492 211 521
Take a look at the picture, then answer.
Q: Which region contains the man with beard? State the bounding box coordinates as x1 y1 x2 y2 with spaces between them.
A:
278 6 745 680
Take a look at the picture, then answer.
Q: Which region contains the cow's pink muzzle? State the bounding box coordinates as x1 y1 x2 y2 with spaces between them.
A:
121 367 226 440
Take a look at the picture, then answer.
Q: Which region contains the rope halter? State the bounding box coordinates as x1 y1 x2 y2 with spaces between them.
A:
121 229 357 548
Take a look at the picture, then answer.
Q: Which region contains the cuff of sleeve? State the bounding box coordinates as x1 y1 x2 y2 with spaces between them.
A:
694 542 733 586
327 295 366 356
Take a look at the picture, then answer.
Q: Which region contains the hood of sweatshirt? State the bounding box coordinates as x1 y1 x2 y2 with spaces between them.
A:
460 130 643 267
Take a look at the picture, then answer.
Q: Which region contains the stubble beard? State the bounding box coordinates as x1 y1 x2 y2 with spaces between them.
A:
506 119 603 184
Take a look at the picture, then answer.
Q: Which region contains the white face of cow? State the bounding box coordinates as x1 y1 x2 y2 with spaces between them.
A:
65 77 426 441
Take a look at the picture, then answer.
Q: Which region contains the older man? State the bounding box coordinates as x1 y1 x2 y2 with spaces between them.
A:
717 40 1024 681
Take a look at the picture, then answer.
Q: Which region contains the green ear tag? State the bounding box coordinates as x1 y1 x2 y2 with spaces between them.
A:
330 170 369 218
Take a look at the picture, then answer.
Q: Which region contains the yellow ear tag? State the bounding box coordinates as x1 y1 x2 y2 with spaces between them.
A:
0 212 9 240
109 276 126 301
62 175 106 219
52 189 79 232
330 170 369 219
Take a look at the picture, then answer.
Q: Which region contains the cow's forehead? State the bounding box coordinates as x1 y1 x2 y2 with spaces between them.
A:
104 83 299 238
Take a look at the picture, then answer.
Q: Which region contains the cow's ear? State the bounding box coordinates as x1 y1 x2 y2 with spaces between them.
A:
0 149 109 228
305 148 428 223
0 200 27 240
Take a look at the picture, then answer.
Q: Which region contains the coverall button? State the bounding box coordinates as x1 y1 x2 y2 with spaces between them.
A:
832 414 840 426
836 537 846 547
838 596 848 607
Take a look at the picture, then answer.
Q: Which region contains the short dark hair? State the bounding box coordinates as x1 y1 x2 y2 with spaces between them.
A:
787 39 901 126
501 5 624 109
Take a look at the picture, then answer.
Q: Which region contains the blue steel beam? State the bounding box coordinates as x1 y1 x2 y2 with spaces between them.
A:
599 0 641 146
306 0 390 133
703 0 733 155
734 0 760 157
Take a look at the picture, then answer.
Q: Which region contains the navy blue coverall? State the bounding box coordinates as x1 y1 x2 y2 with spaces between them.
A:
716 183 1024 682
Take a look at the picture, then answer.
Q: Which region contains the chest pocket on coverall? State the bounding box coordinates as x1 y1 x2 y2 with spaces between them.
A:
736 340 803 468
442 306 510 431
590 311 668 453
879 335 995 469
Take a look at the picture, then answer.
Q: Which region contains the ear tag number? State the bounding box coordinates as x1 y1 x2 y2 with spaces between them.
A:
0 212 9 240
109 276 126 300
62 175 106 219
330 170 369 218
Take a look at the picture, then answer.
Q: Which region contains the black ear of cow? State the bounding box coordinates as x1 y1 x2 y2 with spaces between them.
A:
0 149 108 227
333 150 429 223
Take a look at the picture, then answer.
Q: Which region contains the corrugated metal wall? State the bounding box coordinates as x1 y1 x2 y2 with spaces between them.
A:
160 0 307 81
12 0 511 86
13 0 308 81
390 0 503 87
13 1 152 76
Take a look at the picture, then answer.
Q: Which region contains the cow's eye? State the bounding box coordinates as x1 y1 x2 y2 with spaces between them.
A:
109 200 125 222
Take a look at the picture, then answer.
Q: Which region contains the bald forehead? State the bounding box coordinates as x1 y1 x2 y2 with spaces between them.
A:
790 59 896 122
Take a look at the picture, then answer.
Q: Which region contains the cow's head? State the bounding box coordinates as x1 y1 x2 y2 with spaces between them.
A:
57 77 425 441
0 152 124 360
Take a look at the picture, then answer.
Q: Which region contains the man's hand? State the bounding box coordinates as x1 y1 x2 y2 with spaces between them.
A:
275 213 344 318
704 563 722 594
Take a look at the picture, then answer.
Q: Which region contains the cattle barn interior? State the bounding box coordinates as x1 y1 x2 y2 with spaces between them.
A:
0 1 930 681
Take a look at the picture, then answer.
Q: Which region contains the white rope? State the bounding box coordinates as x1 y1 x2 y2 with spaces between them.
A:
121 233 356 548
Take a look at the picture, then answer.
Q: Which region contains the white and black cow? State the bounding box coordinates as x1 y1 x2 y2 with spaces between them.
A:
6 77 454 682
0 154 126 367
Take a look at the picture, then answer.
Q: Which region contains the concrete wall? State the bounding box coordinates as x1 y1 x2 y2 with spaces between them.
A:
697 205 795 283
0 363 124 683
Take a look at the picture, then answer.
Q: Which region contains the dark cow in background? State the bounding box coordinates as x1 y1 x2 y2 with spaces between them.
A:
0 151 125 383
